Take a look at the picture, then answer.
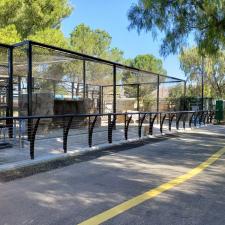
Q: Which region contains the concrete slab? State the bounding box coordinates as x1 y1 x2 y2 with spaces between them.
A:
0 121 181 172
0 125 224 225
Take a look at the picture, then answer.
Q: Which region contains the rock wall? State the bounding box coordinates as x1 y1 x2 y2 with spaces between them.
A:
116 98 136 112
19 93 99 129
19 93 54 116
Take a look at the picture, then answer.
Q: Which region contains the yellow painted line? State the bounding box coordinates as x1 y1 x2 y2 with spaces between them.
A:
78 147 225 225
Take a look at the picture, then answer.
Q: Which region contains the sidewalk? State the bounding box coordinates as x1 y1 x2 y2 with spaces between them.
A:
0 122 210 181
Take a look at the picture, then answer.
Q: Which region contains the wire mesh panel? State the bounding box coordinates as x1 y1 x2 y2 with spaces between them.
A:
90 115 108 146
159 76 184 111
0 46 9 117
117 68 159 113
12 41 186 118
11 41 185 145
86 61 113 113
31 44 85 117
13 45 28 116
117 68 140 113
102 86 113 113
139 73 159 112
0 45 11 149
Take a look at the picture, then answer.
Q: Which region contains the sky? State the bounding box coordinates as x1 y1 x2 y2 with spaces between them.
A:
61 0 185 79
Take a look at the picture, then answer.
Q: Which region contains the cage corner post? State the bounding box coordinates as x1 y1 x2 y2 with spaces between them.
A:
113 64 116 114
27 41 33 140
157 74 160 123
183 80 187 110
7 46 14 138
137 84 140 111
83 59 86 99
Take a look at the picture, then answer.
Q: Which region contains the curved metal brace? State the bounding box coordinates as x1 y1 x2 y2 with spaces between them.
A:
199 111 204 125
176 113 183 130
108 114 117 143
202 111 207 125
160 113 167 134
189 112 195 128
88 115 98 147
63 116 73 153
168 113 176 131
30 118 40 159
182 113 187 129
138 113 147 138
194 112 200 127
124 114 132 140
209 111 214 123
149 114 157 135
206 111 210 124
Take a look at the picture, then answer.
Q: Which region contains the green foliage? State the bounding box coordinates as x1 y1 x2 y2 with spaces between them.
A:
0 0 72 40
168 84 184 99
28 28 69 48
70 24 112 57
0 0 170 102
166 84 184 110
122 54 167 108
129 54 166 75
128 0 225 56
0 25 21 44
69 24 124 85
180 47 225 98
122 54 166 85
107 48 124 63
142 94 156 111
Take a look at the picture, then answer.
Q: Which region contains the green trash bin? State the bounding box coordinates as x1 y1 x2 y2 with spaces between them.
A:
215 100 224 122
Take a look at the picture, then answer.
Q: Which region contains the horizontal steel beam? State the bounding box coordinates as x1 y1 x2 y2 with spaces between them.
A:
0 110 214 121
11 40 185 82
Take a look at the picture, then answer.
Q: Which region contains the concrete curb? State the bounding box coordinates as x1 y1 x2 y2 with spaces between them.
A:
0 125 210 182
0 131 180 182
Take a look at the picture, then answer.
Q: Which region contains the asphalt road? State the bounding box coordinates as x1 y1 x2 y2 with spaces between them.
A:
0 125 224 225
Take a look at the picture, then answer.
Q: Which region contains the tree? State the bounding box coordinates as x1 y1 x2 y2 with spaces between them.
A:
122 54 167 110
180 48 225 99
129 54 166 75
107 47 124 63
122 54 166 87
0 0 72 44
0 25 21 44
28 28 69 48
70 24 112 57
128 0 225 56
69 24 124 87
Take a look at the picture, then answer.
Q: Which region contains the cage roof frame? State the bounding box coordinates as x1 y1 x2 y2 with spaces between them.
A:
11 40 185 82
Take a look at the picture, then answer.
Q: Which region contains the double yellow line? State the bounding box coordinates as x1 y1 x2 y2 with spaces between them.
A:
78 147 225 225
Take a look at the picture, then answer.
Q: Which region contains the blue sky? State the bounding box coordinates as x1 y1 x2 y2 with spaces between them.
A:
61 0 185 79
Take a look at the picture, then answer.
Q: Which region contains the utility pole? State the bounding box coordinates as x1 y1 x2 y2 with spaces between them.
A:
201 56 204 110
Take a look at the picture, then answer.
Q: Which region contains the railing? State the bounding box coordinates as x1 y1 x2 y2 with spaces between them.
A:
0 110 215 159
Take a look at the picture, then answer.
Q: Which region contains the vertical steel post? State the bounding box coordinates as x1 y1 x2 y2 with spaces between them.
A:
27 42 33 139
98 86 101 113
83 60 86 99
137 84 140 111
201 57 204 110
157 75 160 123
113 64 116 113
101 86 104 113
7 47 13 138
53 80 56 99
183 80 187 110
18 76 21 101
71 82 74 99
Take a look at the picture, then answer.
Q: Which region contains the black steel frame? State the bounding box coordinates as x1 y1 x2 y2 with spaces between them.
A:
11 40 185 117
0 110 215 159
0 40 211 157
101 79 185 113
0 44 14 137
